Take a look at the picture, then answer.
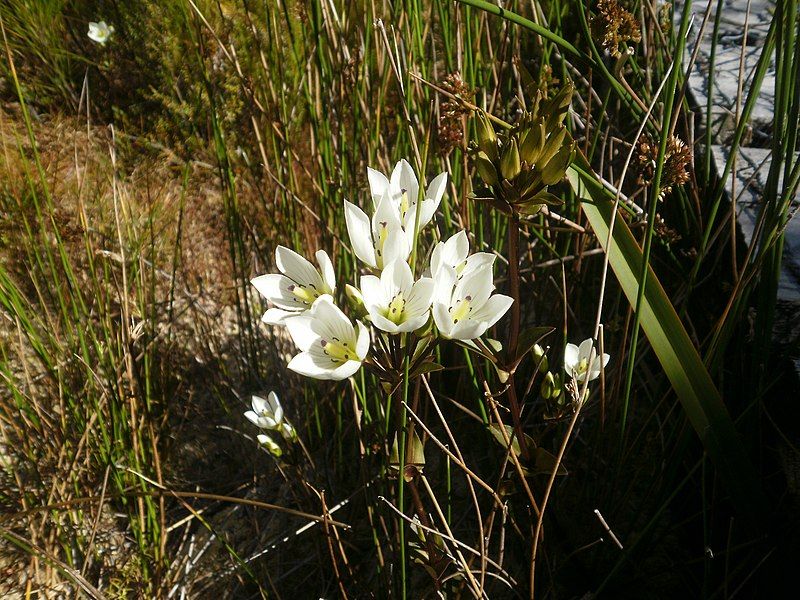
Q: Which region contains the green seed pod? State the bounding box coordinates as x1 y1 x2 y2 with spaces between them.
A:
500 138 521 181
475 111 498 160
474 151 499 186
519 119 546 165
540 142 575 186
535 126 567 172
543 83 574 130
533 344 549 373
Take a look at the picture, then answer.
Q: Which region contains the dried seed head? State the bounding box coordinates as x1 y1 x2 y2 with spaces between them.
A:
591 0 642 58
437 72 475 155
634 134 692 198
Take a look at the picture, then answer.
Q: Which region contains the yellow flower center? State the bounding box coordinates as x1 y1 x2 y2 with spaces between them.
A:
450 295 472 324
384 292 407 325
320 337 354 363
288 283 319 305
399 188 410 219
576 357 589 376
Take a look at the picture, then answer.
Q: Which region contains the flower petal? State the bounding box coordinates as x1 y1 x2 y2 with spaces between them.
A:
381 227 411 267
309 295 356 345
367 168 390 209
392 159 419 208
251 274 304 310
355 320 371 359
276 246 324 290
469 294 514 330
285 314 317 352
359 275 384 309
344 200 377 268
563 343 579 372
433 301 454 337
404 277 434 318
262 307 296 325
316 250 336 294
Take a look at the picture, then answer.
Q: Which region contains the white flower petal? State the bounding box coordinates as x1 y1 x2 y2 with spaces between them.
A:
563 343 579 372
469 294 514 330
367 168 390 208
285 315 317 352
404 277 434 318
396 312 429 333
359 275 384 309
316 250 336 293
355 320 370 359
381 227 411 267
251 395 268 414
433 301 454 337
276 246 324 290
309 295 355 345
262 307 296 325
251 274 304 310
392 159 419 208
344 200 377 268
370 312 401 333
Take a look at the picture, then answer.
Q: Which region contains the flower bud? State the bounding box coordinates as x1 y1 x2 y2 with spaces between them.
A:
541 371 555 399
345 284 368 319
519 120 546 165
257 434 283 457
500 138 521 181
475 111 497 158
535 126 567 172
540 142 575 186
533 344 549 373
474 151 498 186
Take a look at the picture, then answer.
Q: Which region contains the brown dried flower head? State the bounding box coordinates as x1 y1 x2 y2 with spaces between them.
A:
437 72 474 155
634 134 692 198
592 0 642 58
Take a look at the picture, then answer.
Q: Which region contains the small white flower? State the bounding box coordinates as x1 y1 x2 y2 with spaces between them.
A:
432 265 513 340
563 338 610 383
430 230 495 281
256 433 283 457
251 246 336 324
359 260 434 334
344 194 410 270
88 21 114 45
366 159 447 242
285 295 370 381
244 392 296 441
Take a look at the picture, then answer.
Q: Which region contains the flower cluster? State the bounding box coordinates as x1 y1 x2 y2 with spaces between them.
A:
244 392 296 457
251 159 513 381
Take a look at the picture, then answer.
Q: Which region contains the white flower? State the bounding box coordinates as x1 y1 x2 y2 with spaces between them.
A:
244 392 296 441
432 265 513 340
88 21 114 45
345 193 411 270
430 230 496 281
359 260 434 334
251 246 336 324
563 338 610 383
256 433 282 457
366 159 447 242
285 295 370 380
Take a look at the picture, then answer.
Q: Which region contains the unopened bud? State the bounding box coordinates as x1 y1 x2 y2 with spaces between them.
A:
345 284 368 318
533 344 549 373
500 138 521 181
476 111 497 158
474 151 498 186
